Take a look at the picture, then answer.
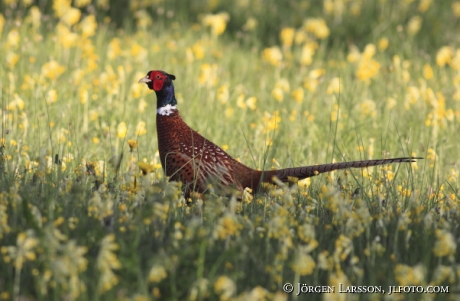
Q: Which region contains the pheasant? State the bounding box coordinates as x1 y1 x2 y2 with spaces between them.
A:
139 70 419 197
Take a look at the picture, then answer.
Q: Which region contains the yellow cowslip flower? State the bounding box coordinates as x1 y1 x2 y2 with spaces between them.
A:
347 46 361 63
453 2 460 17
418 0 433 12
433 229 456 257
61 7 81 26
117 122 127 138
135 121 147 136
262 111 281 132
56 23 79 48
423 63 434 79
407 16 422 36
46 89 58 104
128 140 138 151
138 162 156 175
280 27 295 48
291 88 304 103
97 234 121 294
362 44 376 60
148 265 167 283
436 46 453 67
309 68 326 79
224 107 233 118
356 59 381 82
6 52 19 69
0 14 5 35
3 231 38 270
236 94 246 109
134 9 152 29
387 97 397 109
303 18 330 39
271 87 284 102
107 38 121 60
79 15 97 37
214 276 236 300
262 47 283 66
360 99 376 117
326 77 341 95
246 97 257 110
75 0 91 7
41 60 65 80
53 0 72 17
131 43 147 61
242 17 258 31
7 94 25 111
202 12 230 36
6 29 20 49
217 85 229 104
300 42 317 66
192 41 205 59
199 63 218 87
291 251 316 276
213 215 243 240
394 264 425 286
378 37 389 51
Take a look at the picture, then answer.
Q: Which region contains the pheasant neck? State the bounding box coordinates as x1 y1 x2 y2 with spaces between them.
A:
155 84 178 116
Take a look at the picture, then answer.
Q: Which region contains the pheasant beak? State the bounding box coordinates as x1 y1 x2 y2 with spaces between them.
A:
138 76 151 83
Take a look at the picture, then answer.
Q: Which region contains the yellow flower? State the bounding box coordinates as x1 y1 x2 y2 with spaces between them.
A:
138 162 156 175
272 87 284 102
6 52 20 69
291 88 304 103
117 122 127 138
394 264 425 286
360 99 376 117
108 38 121 60
202 12 230 36
418 0 433 12
280 27 295 48
0 14 5 35
46 89 58 104
246 97 257 110
453 2 460 17
53 0 72 17
242 17 258 31
436 46 453 67
135 121 147 136
74 0 91 7
356 59 380 82
378 37 389 51
423 63 434 79
303 18 330 39
97 234 121 293
41 60 65 80
326 77 341 95
61 7 81 26
148 265 167 283
128 140 138 151
56 23 79 48
262 47 283 66
291 248 316 276
214 276 235 301
433 229 456 257
80 15 97 37
407 16 422 35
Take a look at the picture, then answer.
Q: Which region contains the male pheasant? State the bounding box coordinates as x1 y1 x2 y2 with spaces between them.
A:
139 70 419 197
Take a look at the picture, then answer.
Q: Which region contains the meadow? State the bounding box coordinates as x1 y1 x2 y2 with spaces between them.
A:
0 0 460 300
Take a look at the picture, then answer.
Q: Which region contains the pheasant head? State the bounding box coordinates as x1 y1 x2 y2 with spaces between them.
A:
139 70 177 113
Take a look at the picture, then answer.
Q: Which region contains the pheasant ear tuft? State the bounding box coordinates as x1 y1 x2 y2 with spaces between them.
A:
167 73 176 80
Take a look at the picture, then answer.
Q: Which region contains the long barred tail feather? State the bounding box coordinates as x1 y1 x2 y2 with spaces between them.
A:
263 157 421 183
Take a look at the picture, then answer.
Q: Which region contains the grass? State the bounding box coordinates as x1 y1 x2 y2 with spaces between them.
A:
0 0 460 300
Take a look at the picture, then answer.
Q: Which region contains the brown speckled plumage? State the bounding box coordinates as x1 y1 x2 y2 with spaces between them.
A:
140 70 421 197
